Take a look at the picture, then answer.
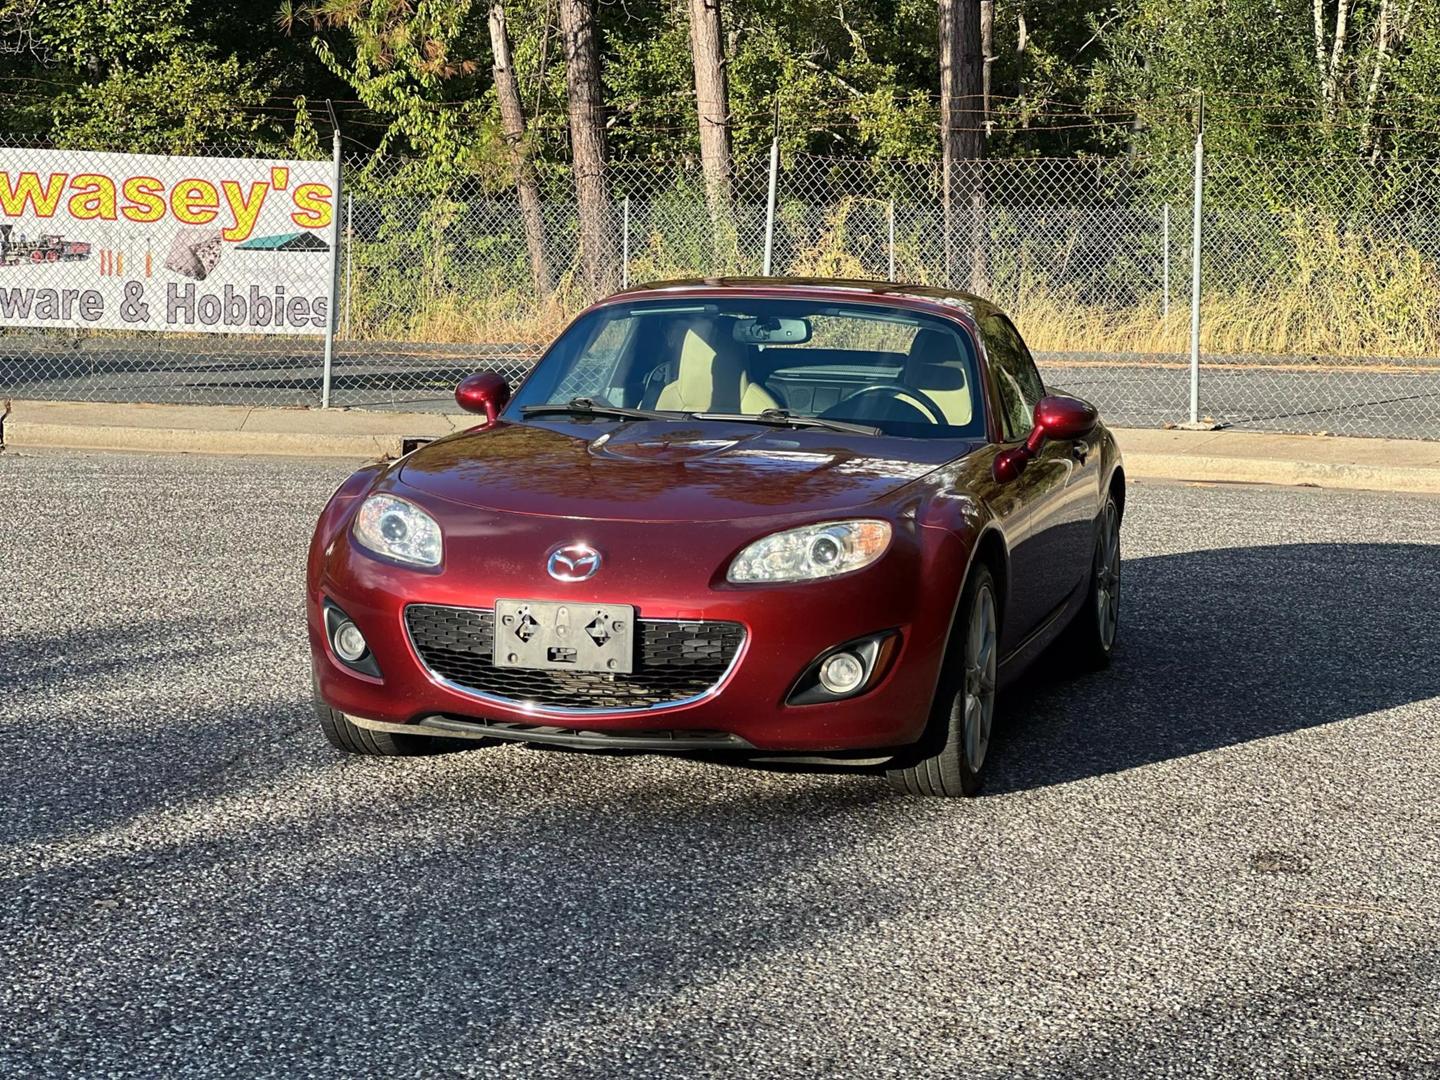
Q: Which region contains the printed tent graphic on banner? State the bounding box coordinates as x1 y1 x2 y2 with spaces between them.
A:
237 232 330 252
0 148 336 335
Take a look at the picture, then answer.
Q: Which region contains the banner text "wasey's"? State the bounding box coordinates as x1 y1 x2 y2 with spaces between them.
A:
0 165 333 242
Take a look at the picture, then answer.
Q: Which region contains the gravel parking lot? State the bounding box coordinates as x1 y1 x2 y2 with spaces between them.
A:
2 449 1438 1078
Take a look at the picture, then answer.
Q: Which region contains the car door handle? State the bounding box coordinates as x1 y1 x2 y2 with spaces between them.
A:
1071 441 1089 464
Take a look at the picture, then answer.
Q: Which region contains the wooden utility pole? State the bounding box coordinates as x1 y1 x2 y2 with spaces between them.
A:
688 0 733 225
558 0 616 291
488 0 551 297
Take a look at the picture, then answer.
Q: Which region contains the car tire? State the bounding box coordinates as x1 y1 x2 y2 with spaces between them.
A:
314 684 440 757
885 563 999 798
1061 491 1121 671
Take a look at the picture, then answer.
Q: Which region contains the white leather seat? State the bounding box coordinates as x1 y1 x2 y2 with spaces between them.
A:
655 322 780 413
903 328 973 426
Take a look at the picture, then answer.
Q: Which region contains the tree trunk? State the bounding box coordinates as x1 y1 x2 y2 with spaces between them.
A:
1368 0 1421 159
558 0 616 292
1311 0 1329 116
1326 0 1350 114
489 0 551 298
1016 9 1028 128
1359 0 1391 153
687 0 733 229
938 0 985 289
980 0 994 139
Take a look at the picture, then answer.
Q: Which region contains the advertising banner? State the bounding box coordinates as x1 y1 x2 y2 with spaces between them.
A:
0 148 336 335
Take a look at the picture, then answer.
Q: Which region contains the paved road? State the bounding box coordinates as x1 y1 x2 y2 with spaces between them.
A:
3 337 1439 437
2 449 1438 1078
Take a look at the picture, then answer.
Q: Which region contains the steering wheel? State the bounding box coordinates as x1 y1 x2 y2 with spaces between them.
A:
824 383 948 426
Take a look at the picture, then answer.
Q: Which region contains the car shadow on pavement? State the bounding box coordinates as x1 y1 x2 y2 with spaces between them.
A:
984 541 1440 794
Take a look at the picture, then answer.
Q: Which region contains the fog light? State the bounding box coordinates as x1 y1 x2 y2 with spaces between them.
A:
818 651 866 695
333 620 369 662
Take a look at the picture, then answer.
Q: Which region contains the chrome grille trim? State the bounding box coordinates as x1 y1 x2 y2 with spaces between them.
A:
404 604 747 715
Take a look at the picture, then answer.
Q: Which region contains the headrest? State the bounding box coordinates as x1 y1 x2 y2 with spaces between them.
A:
907 362 968 391
905 328 967 390
664 319 747 411
908 328 961 368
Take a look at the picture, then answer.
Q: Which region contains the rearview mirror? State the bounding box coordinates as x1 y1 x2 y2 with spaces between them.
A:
455 372 511 425
733 316 811 345
993 395 1098 482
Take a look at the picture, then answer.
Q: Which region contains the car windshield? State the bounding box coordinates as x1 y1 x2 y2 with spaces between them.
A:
506 297 986 439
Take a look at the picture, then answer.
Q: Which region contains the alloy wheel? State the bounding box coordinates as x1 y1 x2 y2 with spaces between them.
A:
961 584 998 771
1095 500 1121 650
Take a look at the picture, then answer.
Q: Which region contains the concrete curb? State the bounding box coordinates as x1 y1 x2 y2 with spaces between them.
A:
1123 452 1440 496
4 418 407 459
1 399 460 459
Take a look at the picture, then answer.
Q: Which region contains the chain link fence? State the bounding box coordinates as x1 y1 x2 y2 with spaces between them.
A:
3 134 1439 437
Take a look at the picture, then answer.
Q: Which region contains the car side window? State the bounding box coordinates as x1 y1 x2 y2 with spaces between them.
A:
980 314 1046 441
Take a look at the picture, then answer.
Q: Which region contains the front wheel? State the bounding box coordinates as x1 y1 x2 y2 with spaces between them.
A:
314 683 440 756
885 564 999 797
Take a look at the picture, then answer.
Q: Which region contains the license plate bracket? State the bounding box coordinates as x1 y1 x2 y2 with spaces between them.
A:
493 599 635 675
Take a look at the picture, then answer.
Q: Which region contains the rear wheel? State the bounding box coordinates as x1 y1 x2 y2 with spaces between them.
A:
1061 492 1121 670
886 564 998 797
314 684 438 757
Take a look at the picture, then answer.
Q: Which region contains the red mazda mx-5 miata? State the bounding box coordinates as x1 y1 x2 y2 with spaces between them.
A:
307 278 1123 796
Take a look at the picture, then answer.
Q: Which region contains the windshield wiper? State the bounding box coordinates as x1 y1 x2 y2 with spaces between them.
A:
690 408 880 437
521 397 671 423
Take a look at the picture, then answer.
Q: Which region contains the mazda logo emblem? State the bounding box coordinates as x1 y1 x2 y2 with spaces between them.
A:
547 543 602 582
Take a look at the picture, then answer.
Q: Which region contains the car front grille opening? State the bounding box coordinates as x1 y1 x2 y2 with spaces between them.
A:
405 604 745 710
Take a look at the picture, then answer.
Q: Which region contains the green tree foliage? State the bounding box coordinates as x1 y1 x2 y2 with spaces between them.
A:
50 52 270 153
0 0 340 152
2 0 1438 165
284 0 500 184
1091 0 1440 158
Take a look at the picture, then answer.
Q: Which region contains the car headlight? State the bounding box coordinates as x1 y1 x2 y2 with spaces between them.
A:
352 494 443 567
727 520 892 583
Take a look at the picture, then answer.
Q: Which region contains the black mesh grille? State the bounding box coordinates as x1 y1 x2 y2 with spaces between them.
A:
405 605 745 710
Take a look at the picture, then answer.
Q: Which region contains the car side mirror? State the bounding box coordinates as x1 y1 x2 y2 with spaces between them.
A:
993 395 1098 483
455 372 511 425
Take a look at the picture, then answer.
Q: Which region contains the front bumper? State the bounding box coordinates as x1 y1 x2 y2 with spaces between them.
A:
309 507 965 753
345 712 757 751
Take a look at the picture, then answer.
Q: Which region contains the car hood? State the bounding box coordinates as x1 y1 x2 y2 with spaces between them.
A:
398 419 972 523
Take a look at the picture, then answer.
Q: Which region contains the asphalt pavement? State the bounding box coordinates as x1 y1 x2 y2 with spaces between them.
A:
1 449 1438 1078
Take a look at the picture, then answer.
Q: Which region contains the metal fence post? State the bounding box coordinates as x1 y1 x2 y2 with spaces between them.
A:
622 195 630 288
1187 108 1204 426
888 199 896 282
321 121 342 409
343 192 353 339
1162 203 1170 319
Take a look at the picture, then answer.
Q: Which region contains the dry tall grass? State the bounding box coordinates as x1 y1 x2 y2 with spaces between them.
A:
1012 212 1440 358
343 206 1440 359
